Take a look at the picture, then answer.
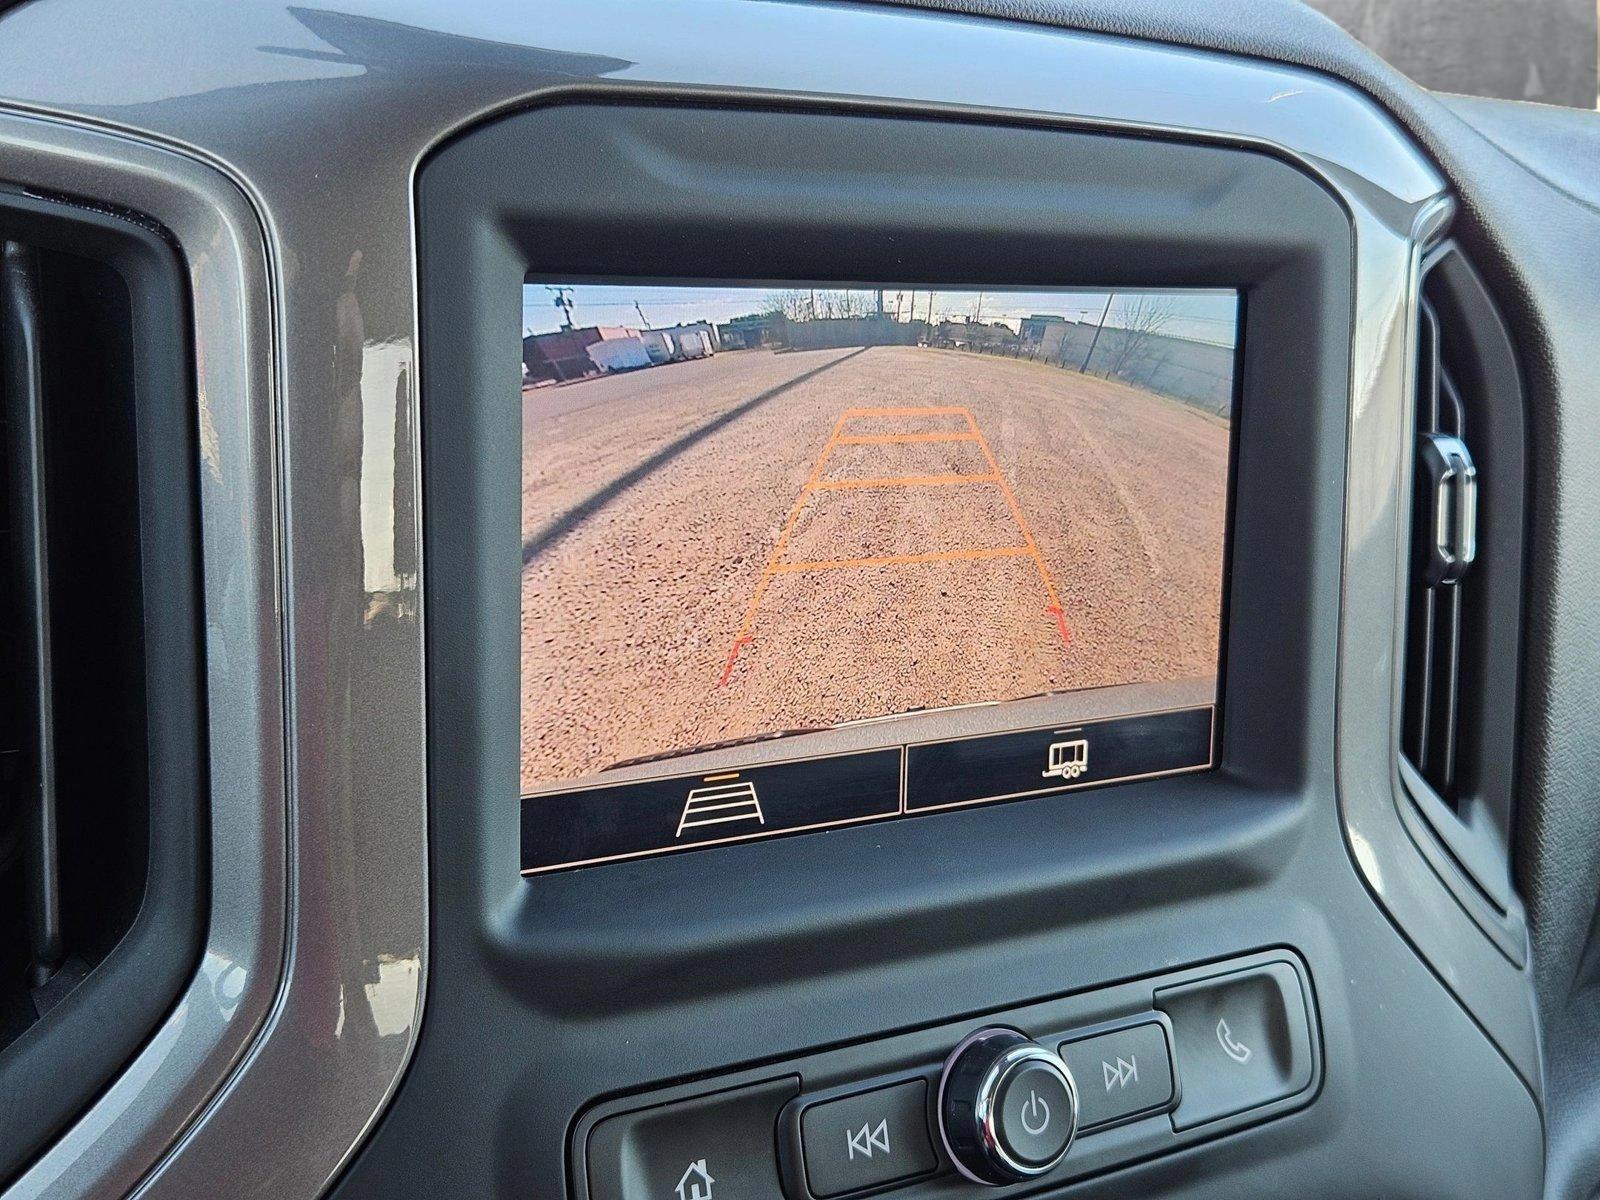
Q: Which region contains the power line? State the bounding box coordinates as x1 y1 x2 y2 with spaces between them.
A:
545 285 575 330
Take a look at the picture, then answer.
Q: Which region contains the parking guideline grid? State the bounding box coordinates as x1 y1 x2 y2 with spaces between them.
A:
717 404 1072 687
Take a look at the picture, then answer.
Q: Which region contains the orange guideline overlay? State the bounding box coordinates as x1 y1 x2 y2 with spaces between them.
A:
717 405 1071 686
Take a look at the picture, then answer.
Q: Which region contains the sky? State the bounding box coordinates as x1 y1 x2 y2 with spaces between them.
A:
523 283 1239 347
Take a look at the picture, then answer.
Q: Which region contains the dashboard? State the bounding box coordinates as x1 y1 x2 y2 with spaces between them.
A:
1 2 1598 1199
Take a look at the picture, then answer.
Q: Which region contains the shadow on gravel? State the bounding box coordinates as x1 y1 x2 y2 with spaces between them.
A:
523 346 869 566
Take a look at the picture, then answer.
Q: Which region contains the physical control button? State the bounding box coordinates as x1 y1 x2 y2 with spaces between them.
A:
1155 960 1314 1129
798 1079 937 1197
1058 1022 1175 1129
938 1027 1079 1186
992 1059 1074 1166
587 1077 797 1200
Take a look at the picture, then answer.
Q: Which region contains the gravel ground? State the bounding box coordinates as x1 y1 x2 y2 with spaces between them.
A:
521 345 1230 790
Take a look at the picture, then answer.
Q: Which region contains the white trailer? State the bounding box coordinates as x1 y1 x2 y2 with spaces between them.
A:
674 329 714 360
585 336 653 373
639 329 677 364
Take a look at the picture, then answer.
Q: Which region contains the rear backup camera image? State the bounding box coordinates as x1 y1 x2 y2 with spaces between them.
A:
521 284 1237 793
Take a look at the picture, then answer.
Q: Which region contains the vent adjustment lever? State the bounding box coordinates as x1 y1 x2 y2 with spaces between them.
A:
1417 432 1477 587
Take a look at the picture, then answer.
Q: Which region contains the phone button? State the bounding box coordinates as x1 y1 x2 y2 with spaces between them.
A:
1154 961 1315 1130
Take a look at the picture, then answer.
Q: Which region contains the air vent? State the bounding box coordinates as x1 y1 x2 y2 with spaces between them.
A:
1397 240 1525 948
1402 286 1475 799
1 241 71 1034
0 195 204 1185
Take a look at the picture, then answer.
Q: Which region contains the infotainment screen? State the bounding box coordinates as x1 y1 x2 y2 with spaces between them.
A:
521 283 1238 872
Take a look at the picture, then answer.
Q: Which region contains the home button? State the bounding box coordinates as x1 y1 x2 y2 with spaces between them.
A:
587 1077 799 1200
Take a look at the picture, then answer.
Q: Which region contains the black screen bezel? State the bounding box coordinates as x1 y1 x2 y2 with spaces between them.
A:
409 98 1375 1195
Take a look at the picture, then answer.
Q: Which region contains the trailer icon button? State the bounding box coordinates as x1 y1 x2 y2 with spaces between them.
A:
1042 732 1089 780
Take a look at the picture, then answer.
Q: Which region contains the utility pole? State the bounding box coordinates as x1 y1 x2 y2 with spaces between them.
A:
875 288 885 315
1080 293 1114 373
634 302 651 329
546 285 575 331
973 291 984 325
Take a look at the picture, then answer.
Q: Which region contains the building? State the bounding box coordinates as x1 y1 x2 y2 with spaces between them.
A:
1038 319 1093 366
1019 313 1068 342
521 325 637 385
932 320 1016 350
782 314 926 351
717 311 783 349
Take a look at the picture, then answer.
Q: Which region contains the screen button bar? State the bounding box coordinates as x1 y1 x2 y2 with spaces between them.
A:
523 706 1215 873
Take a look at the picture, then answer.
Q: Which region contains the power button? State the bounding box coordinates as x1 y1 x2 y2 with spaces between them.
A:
938 1027 1080 1186
994 1060 1075 1167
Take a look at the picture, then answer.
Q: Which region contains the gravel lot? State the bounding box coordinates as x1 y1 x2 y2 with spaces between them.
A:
521 345 1230 790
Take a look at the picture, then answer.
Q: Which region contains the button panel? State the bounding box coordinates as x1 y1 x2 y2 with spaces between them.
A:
1059 1021 1175 1129
572 951 1320 1200
797 1080 936 1197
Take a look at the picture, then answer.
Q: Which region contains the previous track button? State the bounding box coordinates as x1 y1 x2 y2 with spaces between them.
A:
794 1080 937 1198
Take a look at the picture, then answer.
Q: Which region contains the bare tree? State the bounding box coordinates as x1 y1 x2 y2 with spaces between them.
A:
1100 294 1178 381
764 289 812 321
807 289 873 319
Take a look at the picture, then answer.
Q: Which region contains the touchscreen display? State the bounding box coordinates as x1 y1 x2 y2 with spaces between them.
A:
521 283 1238 871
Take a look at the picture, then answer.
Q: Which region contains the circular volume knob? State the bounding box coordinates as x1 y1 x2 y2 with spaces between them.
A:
937 1027 1079 1186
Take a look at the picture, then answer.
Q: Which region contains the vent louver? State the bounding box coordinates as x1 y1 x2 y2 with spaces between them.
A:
1 242 71 1021
1396 240 1526 952
0 197 205 1185
1402 286 1476 801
